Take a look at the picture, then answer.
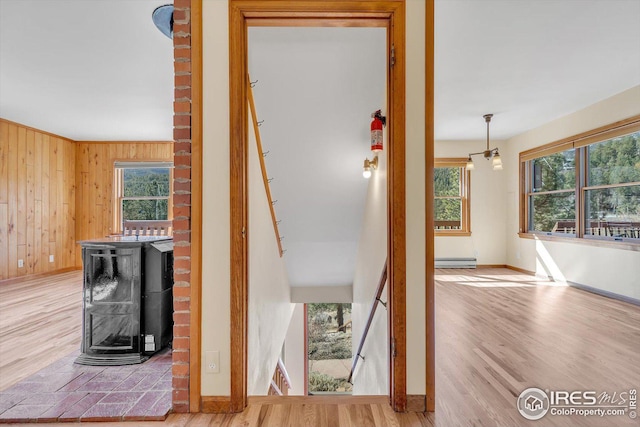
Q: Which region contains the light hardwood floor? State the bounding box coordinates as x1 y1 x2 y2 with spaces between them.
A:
2 268 639 426
0 270 83 390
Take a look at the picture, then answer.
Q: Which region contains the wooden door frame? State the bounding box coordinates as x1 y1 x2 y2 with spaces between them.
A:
229 0 406 413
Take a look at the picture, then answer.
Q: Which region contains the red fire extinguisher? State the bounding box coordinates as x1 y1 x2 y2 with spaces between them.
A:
370 110 386 152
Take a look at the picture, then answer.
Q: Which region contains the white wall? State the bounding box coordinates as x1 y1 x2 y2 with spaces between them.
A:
291 286 352 303
283 303 305 396
201 0 230 396
434 140 507 265
405 0 427 395
505 85 640 300
247 102 295 395
201 0 428 396
351 149 388 395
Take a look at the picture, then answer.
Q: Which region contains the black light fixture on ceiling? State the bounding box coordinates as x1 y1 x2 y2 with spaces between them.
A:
466 114 503 171
152 4 174 39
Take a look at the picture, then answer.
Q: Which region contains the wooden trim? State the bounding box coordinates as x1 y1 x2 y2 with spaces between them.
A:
201 396 232 413
74 140 174 145
190 0 204 413
425 0 436 413
246 17 390 27
568 281 640 307
247 77 283 256
434 157 467 166
583 181 640 191
571 115 640 149
518 231 640 252
248 395 389 405
303 303 309 396
229 0 407 413
505 265 536 276
229 1 249 413
476 264 507 269
406 394 427 412
0 118 75 143
0 267 81 287
434 158 470 236
435 231 471 237
518 115 640 162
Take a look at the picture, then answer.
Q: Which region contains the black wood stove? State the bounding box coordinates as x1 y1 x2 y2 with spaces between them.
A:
75 236 173 366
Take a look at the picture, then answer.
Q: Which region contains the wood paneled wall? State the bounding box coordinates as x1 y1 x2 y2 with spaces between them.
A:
0 119 77 280
0 118 173 280
74 141 173 265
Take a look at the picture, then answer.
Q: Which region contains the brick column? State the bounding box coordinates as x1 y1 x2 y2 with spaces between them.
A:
172 0 192 413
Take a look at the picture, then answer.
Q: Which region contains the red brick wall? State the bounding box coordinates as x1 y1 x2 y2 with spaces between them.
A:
172 0 192 413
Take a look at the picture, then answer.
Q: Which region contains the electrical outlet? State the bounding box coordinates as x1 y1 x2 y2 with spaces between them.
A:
18 259 24 268
49 254 54 263
205 351 220 374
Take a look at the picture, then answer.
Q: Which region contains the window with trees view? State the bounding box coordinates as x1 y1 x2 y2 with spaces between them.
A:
520 118 640 243
114 162 172 232
434 159 470 235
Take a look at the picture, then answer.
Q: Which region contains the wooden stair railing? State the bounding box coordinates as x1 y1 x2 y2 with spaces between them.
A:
247 74 284 257
347 261 388 384
268 357 292 396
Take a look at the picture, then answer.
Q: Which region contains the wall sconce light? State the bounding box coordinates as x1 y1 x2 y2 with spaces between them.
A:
363 156 378 179
467 114 503 171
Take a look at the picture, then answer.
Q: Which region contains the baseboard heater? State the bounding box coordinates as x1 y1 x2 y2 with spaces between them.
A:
435 257 477 268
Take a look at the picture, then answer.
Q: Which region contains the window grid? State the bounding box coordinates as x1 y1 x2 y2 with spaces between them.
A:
435 158 471 236
113 165 173 234
519 116 640 245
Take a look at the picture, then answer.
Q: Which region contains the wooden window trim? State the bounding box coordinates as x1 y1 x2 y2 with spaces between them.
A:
113 163 174 234
434 158 470 236
519 115 640 249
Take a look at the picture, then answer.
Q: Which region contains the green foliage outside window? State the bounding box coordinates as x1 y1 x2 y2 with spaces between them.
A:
586 133 640 225
434 166 463 228
121 168 170 221
526 130 640 238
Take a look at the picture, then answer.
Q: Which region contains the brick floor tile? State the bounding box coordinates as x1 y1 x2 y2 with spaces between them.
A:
81 402 135 421
100 391 145 404
57 392 107 421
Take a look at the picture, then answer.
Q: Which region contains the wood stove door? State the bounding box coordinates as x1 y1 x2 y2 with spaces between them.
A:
82 246 142 355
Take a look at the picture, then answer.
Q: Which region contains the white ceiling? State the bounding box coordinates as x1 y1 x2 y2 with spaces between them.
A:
435 0 640 140
0 0 174 141
1 1 639 289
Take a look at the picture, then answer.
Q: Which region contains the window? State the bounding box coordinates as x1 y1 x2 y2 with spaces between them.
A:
434 158 471 235
520 116 640 244
114 162 173 232
527 149 576 234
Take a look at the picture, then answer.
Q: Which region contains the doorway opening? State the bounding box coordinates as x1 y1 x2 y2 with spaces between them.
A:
307 303 353 395
229 0 407 412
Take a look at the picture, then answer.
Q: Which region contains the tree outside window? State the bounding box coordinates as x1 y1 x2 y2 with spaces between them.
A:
114 162 172 232
434 159 471 235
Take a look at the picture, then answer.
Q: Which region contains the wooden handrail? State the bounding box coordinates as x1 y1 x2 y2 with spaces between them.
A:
268 357 292 396
347 261 388 384
247 74 283 257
